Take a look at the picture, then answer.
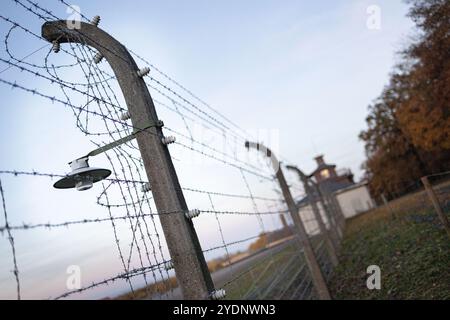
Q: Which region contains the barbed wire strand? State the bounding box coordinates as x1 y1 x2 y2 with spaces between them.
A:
0 0 325 301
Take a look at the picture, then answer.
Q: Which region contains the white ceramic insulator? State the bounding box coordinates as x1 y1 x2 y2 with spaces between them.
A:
137 67 150 77
120 111 131 121
163 261 174 271
93 52 104 64
210 289 226 300
91 15 101 26
185 209 200 219
141 182 151 193
52 41 60 53
161 136 176 145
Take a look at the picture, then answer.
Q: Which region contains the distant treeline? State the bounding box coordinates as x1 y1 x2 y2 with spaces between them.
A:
360 0 450 199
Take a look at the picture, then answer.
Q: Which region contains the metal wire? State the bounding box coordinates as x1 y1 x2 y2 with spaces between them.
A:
0 0 344 300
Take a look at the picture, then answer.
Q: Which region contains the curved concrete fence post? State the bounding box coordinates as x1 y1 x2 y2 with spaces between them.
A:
42 20 215 299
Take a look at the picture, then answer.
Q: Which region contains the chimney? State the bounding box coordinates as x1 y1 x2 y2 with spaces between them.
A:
314 155 325 166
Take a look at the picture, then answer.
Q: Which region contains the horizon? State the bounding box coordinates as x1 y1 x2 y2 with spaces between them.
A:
0 0 418 300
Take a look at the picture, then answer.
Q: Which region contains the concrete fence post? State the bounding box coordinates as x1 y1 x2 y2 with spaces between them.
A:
286 165 338 267
324 189 346 237
312 183 342 242
421 176 450 238
381 193 396 220
245 142 331 300
42 20 215 299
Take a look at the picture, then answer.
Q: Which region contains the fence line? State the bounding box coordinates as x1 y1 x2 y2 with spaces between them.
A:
0 0 343 300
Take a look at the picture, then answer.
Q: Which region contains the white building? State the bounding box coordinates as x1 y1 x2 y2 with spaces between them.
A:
335 181 376 218
296 155 376 235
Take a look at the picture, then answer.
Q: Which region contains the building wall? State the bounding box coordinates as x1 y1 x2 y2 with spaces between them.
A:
335 185 375 218
298 202 331 236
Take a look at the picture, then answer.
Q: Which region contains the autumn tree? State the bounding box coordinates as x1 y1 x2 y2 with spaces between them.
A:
359 74 427 197
360 0 450 198
248 233 268 252
398 0 450 153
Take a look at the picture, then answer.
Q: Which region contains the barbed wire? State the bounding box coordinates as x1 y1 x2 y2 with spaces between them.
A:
52 259 171 300
0 178 21 300
55 0 253 143
0 169 280 201
0 0 340 301
1 1 276 174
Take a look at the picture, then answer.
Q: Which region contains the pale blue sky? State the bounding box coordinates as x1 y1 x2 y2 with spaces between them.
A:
104 0 413 176
0 0 415 176
0 0 415 299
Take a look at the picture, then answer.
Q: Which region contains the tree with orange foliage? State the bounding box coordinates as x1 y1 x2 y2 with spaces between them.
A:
397 0 450 152
360 0 450 199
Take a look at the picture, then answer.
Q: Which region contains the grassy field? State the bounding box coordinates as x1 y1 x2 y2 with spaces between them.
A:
329 189 450 300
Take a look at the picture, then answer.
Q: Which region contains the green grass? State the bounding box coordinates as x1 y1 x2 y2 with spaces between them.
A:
329 192 450 300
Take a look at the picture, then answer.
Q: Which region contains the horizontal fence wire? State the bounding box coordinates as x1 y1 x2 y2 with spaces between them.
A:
0 0 342 300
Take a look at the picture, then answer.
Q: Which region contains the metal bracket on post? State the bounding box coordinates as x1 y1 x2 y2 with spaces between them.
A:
286 165 339 267
85 120 164 158
42 20 215 299
245 141 331 300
